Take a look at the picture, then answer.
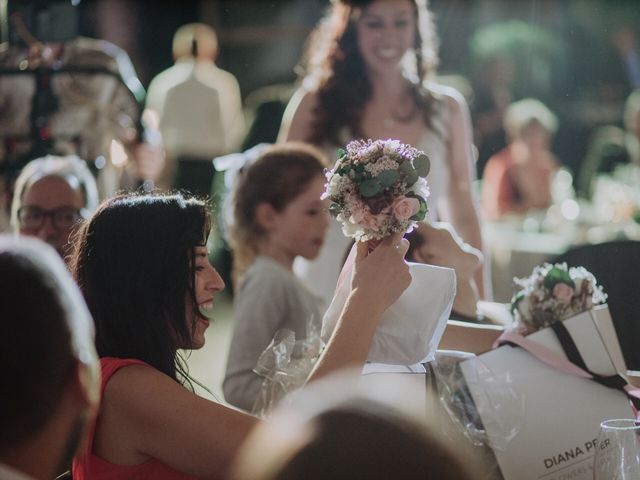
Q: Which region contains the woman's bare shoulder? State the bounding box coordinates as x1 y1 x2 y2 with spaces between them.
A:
96 361 258 473
423 81 469 115
291 87 320 109
102 364 182 414
95 364 182 463
278 88 320 142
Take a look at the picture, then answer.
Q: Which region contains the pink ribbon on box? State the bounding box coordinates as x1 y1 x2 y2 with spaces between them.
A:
493 330 640 419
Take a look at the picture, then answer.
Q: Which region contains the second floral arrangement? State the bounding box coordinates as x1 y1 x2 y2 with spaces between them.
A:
323 138 431 241
510 263 608 335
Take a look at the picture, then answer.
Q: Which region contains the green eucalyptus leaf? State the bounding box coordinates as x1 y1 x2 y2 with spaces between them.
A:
410 199 428 221
405 170 419 186
510 290 525 313
337 148 346 161
399 160 414 175
358 179 382 197
543 266 575 290
353 171 368 182
414 154 431 177
377 170 399 188
328 203 342 217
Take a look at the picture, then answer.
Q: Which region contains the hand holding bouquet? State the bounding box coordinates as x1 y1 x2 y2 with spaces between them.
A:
321 140 455 366
323 139 430 242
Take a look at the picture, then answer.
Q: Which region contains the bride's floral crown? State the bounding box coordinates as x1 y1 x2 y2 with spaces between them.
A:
511 263 607 334
323 139 430 241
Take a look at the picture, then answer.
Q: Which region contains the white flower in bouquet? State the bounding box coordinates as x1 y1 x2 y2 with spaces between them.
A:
510 263 607 335
323 139 430 241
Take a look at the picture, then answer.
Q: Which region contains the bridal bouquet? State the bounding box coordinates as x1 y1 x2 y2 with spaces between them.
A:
510 263 607 335
321 140 453 366
323 139 430 241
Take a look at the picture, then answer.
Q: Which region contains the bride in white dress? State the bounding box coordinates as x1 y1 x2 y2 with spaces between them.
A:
278 0 486 307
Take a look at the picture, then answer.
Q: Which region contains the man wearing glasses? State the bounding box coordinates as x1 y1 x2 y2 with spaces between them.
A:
10 155 99 259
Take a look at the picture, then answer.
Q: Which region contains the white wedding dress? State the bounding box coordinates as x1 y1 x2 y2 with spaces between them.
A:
294 84 453 310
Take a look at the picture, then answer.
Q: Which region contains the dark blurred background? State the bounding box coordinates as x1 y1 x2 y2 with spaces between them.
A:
77 0 640 175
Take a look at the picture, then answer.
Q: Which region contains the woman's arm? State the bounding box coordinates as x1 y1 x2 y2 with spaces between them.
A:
481 151 512 220
440 90 489 299
277 88 318 143
95 365 258 479
418 222 483 281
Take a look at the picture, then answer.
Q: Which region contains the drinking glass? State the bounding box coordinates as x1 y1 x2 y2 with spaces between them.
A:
593 418 640 479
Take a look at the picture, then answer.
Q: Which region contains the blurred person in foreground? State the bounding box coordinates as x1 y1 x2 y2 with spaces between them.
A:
230 373 479 480
481 98 559 220
10 154 98 260
0 235 99 480
624 89 640 165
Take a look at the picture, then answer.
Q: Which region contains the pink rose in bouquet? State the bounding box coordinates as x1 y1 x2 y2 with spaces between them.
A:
351 208 382 231
552 283 574 304
392 196 421 221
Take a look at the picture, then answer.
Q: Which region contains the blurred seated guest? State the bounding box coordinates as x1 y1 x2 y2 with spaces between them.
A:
470 54 514 176
576 126 631 198
624 89 640 165
406 222 483 323
576 90 640 199
145 23 245 194
0 0 163 227
10 155 98 259
481 98 559 220
610 26 640 97
0 235 99 480
230 374 478 480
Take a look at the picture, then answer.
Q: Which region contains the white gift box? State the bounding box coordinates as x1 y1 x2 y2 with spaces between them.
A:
460 305 636 480
322 261 455 365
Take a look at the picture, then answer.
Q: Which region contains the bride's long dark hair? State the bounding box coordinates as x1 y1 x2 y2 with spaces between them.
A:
298 0 440 146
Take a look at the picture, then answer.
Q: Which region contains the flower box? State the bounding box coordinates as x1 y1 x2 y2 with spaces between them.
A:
459 305 636 480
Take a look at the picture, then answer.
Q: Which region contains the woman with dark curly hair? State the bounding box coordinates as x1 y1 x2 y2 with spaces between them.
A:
279 0 487 304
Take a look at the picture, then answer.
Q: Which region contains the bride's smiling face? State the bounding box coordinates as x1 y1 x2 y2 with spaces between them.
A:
355 0 417 76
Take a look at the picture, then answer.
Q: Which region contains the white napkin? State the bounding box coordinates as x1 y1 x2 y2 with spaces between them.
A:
322 261 456 365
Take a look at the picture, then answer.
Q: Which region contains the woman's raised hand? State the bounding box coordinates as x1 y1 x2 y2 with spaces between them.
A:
307 232 411 382
351 232 411 316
